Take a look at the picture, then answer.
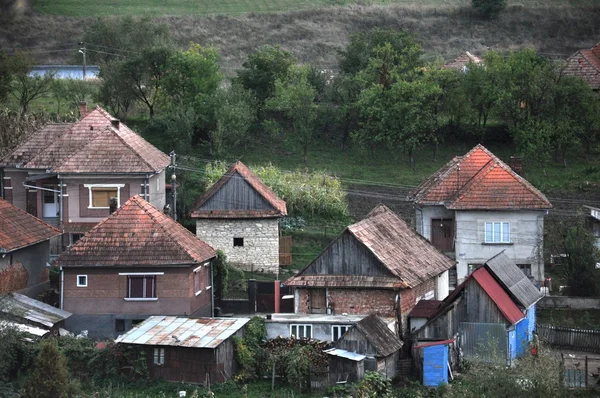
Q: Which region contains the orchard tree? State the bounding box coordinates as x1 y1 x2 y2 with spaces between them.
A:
6 52 54 113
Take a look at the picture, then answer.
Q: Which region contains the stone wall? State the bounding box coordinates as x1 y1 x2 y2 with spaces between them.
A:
196 218 280 273
538 296 600 310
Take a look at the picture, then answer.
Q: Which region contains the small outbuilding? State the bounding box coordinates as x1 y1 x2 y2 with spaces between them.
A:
325 348 366 384
115 316 249 384
335 314 403 379
0 292 72 335
413 339 455 387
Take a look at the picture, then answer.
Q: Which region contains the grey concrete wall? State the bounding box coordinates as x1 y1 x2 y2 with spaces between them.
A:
64 313 151 339
538 296 600 310
148 169 166 210
196 218 279 273
266 321 350 341
416 205 454 240
0 241 51 288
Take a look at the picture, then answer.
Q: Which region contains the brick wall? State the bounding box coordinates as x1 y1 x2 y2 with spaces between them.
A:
399 279 435 315
196 218 279 273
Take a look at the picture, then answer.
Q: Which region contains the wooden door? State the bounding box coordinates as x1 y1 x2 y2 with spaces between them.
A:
431 219 454 252
310 289 326 314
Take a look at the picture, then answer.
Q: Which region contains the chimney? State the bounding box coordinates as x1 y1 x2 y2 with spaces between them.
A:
111 119 120 129
79 102 88 118
510 156 523 175
109 197 118 214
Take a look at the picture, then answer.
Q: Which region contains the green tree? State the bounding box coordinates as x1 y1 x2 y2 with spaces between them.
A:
0 51 12 105
20 340 70 398
472 0 507 18
52 79 98 114
95 64 136 118
266 65 319 164
237 45 296 105
7 52 54 113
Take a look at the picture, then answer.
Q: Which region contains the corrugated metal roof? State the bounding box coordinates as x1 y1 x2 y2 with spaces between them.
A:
324 348 366 361
472 267 524 325
115 316 250 349
484 252 543 309
0 321 49 337
1 293 72 328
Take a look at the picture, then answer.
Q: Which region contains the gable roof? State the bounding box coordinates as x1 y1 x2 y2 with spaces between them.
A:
351 314 403 357
0 198 61 253
190 161 286 218
484 252 543 309
286 204 454 289
443 51 482 70
1 107 170 174
564 43 600 90
471 267 525 325
56 195 216 268
410 145 552 210
409 300 442 319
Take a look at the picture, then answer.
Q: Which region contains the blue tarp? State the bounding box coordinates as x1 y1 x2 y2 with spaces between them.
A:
423 344 448 387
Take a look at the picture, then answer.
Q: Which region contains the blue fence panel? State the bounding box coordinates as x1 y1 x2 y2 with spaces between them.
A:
515 318 529 357
508 328 516 363
423 344 448 387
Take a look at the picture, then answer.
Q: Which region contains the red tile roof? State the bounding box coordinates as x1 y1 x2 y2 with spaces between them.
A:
409 300 442 318
471 267 524 325
1 107 170 174
190 161 287 219
443 51 482 70
0 198 61 253
56 195 216 268
564 43 600 90
286 204 454 289
410 145 552 210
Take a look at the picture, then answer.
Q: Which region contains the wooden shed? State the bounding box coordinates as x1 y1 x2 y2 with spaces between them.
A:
335 314 403 379
325 348 366 384
116 316 249 384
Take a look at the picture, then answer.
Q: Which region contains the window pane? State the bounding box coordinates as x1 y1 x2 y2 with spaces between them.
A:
485 223 492 242
291 325 297 337
129 277 144 298
194 272 200 293
333 327 339 341
493 222 501 242
502 222 510 242
91 188 118 207
306 326 312 338
145 277 155 298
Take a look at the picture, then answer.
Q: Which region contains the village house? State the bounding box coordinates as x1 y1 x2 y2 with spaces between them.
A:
443 51 482 72
563 42 600 91
0 198 61 297
190 161 287 274
55 195 216 338
0 103 170 250
413 252 542 366
285 204 455 332
116 316 249 384
409 144 552 288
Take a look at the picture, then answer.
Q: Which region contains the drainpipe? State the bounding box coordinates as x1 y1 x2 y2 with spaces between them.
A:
274 280 280 314
0 169 4 199
59 175 64 232
60 266 64 310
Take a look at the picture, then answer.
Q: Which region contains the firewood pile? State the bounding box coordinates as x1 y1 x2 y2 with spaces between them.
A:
265 337 332 371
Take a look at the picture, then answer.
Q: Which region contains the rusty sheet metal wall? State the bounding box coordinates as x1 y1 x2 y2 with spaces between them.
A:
459 322 508 365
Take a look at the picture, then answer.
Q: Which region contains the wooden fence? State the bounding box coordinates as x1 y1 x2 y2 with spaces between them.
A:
538 324 600 353
279 235 292 266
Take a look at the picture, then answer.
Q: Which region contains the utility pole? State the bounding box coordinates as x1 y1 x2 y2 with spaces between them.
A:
78 42 86 80
170 151 177 221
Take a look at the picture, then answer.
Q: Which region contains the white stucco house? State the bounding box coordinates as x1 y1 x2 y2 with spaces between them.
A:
190 161 287 274
409 145 552 288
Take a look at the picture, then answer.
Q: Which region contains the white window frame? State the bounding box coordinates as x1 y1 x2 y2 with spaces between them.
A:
484 221 511 243
331 325 351 341
84 184 125 209
153 348 165 365
290 324 312 339
123 274 161 301
76 274 87 287
193 264 203 296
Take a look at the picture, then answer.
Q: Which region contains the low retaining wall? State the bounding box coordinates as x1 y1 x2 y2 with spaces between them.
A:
538 296 600 310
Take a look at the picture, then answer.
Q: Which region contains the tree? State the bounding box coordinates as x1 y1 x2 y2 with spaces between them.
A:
266 65 319 164
0 51 12 105
95 64 136 118
20 340 70 398
7 52 54 113
472 0 507 18
52 79 98 114
237 45 296 105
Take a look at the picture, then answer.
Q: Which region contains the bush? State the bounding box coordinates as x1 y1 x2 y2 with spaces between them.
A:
203 162 349 221
472 0 507 18
20 340 73 398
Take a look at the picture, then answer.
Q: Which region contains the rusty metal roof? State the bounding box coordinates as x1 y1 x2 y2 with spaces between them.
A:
1 293 72 328
115 316 250 348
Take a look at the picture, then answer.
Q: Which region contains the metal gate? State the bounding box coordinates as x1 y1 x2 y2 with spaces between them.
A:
459 322 508 365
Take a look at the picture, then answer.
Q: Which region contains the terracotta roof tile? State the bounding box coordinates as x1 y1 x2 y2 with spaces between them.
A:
564 43 600 90
1 107 169 173
286 205 454 289
410 145 552 210
190 161 287 219
0 198 61 253
443 51 482 71
56 195 216 268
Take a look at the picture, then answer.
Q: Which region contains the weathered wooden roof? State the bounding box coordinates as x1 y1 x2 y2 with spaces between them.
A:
409 300 442 319
352 314 403 357
190 161 287 219
115 316 250 348
0 198 61 253
56 195 216 268
484 252 543 310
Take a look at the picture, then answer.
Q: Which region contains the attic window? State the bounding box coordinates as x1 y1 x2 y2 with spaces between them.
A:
85 184 124 209
233 237 244 247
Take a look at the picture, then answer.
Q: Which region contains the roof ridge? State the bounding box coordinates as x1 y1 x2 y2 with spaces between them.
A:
447 159 496 206
0 198 61 251
108 126 157 171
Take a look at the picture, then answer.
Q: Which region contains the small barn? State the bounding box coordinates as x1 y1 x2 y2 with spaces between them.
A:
115 316 249 384
335 314 403 379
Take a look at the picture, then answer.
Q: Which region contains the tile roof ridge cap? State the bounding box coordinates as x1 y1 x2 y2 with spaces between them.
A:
491 157 552 207
108 126 157 171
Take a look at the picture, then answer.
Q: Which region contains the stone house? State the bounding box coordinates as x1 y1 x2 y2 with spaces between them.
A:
0 103 170 250
285 204 455 332
190 161 287 274
55 195 216 338
409 144 552 288
0 198 61 297
563 42 600 91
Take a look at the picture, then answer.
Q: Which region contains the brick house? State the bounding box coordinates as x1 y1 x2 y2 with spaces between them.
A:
0 104 170 250
563 42 600 91
0 198 61 297
55 195 216 338
285 205 454 331
409 145 552 288
190 161 287 274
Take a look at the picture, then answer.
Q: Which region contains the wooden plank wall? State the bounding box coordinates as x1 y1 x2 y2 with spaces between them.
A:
538 324 600 353
200 172 274 211
279 235 292 266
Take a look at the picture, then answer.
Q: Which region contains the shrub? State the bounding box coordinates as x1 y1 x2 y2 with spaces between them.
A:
354 371 393 398
20 340 72 398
